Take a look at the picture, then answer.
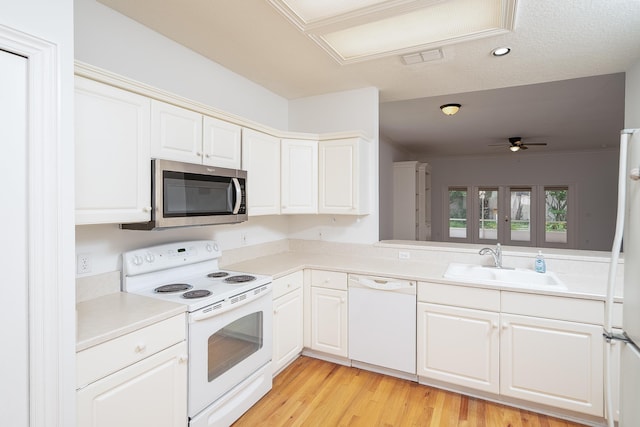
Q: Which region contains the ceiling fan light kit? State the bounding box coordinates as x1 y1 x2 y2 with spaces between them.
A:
440 103 461 115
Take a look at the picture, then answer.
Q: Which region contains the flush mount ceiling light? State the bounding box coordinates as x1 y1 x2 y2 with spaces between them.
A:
268 0 518 64
491 46 511 57
440 103 461 115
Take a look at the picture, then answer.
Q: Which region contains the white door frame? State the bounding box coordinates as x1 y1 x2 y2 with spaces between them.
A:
0 24 70 427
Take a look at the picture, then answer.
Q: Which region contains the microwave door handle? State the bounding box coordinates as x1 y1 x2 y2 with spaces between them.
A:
232 178 241 214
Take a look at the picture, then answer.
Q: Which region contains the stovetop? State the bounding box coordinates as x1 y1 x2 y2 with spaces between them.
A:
122 240 272 312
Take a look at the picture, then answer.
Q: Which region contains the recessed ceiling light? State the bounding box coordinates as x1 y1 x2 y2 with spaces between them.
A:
491 47 511 57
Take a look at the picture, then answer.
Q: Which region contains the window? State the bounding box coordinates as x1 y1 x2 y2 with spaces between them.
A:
445 185 573 248
478 188 498 241
447 188 468 239
543 187 569 245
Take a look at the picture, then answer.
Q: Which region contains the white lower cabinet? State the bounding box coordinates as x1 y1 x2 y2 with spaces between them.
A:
272 271 304 374
309 270 348 358
77 314 188 427
77 342 188 427
417 302 500 394
417 283 604 418
500 313 604 416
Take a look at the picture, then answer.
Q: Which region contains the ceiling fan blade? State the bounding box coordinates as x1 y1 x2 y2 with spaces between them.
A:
525 142 547 146
488 143 505 146
520 145 529 150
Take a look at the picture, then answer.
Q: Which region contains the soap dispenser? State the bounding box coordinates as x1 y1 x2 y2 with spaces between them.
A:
535 250 546 273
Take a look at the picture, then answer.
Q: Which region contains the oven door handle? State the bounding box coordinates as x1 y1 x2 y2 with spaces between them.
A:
190 305 224 322
232 178 241 214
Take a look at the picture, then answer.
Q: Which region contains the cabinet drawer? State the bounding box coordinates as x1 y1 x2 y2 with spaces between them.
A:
501 292 604 325
418 281 500 311
273 270 303 299
310 270 348 291
77 314 185 388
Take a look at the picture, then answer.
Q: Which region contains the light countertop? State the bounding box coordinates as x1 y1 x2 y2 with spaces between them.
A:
226 251 619 302
76 292 186 352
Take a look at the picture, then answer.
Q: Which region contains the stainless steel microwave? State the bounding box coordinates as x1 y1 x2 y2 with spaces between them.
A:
121 159 247 230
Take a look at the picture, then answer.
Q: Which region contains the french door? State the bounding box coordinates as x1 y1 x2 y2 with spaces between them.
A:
446 185 573 248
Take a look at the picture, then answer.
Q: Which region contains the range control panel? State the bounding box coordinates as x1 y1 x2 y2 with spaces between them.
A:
123 240 222 276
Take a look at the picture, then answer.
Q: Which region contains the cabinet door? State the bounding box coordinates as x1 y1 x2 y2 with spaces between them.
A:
310 287 348 357
500 313 603 416
75 77 151 224
417 303 499 393
241 129 280 215
318 138 369 215
281 139 318 214
202 116 242 169
151 100 203 164
273 287 303 374
77 342 188 427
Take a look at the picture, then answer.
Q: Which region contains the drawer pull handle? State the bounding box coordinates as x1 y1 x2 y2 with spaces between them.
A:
134 343 147 353
178 355 189 364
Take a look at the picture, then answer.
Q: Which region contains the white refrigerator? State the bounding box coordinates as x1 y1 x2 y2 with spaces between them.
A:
606 128 640 427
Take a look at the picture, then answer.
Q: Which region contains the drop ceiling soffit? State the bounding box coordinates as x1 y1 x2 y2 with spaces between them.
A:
267 0 518 64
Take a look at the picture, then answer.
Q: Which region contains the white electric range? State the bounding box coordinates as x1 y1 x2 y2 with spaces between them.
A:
122 240 273 427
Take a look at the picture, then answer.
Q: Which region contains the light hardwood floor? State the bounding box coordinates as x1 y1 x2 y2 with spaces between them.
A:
233 356 588 427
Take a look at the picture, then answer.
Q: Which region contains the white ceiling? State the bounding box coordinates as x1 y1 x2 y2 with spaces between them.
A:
97 0 640 157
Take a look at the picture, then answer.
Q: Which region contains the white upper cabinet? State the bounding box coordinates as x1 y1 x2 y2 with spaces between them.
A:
151 100 203 164
75 76 151 225
242 128 281 216
202 115 242 169
281 139 318 214
319 137 370 215
151 100 242 169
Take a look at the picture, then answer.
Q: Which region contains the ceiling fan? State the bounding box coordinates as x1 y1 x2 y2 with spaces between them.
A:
490 136 548 152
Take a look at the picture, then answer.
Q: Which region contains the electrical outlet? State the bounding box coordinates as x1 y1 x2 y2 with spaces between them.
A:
398 251 410 260
77 253 92 274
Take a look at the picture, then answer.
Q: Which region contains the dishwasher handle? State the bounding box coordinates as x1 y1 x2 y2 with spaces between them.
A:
349 276 415 291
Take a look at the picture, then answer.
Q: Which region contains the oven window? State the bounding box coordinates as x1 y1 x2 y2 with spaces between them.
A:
207 312 263 382
163 171 234 216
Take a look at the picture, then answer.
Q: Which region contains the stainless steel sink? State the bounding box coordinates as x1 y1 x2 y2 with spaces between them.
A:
443 263 566 289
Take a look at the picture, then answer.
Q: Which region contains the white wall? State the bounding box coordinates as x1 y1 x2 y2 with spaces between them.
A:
425 150 619 250
288 87 380 244
378 136 414 240
74 0 288 129
0 0 75 425
626 59 640 129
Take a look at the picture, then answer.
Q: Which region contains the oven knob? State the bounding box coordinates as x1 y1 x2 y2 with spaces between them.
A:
206 243 213 252
145 252 155 263
132 255 144 266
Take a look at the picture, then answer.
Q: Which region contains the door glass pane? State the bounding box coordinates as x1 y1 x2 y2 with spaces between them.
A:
545 187 568 244
478 189 498 240
208 311 263 382
510 189 531 242
448 188 467 239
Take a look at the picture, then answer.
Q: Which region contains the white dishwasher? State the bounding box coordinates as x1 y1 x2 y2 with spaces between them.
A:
348 274 416 379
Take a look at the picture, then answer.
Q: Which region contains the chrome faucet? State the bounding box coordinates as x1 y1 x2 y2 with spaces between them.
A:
479 243 503 268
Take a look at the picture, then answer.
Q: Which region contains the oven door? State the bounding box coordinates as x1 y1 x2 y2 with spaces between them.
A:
187 290 272 418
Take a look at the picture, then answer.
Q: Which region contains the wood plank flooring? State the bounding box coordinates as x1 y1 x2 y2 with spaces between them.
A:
233 356 588 427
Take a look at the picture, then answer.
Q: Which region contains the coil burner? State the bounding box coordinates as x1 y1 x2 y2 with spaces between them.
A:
224 275 256 284
182 289 213 299
155 283 193 293
207 271 230 278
